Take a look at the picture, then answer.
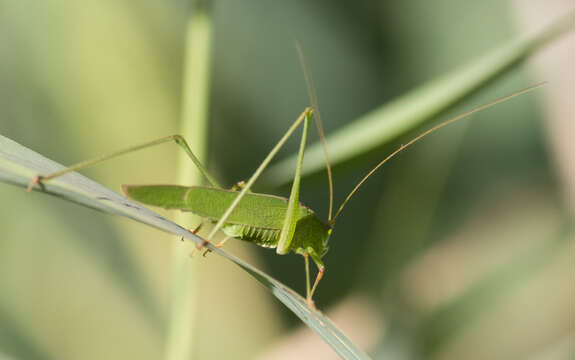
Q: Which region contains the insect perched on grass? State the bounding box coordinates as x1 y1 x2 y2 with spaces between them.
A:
25 53 544 306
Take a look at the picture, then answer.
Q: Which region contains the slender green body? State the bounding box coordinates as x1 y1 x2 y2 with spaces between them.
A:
123 185 330 260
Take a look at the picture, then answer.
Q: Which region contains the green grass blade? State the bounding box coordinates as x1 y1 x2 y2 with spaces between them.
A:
165 2 213 359
0 134 371 360
265 10 575 184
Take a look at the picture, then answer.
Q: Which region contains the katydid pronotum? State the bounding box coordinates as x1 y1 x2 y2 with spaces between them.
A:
26 82 544 306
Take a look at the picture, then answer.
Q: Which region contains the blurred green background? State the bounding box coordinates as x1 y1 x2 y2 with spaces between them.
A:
1 0 575 359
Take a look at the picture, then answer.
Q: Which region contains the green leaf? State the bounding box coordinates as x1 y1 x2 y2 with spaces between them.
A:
264 10 575 184
0 134 371 360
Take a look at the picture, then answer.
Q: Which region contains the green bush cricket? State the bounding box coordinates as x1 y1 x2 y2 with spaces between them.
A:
25 68 544 306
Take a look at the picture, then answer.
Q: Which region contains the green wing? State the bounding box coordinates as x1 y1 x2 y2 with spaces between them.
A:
122 185 313 230
122 184 190 209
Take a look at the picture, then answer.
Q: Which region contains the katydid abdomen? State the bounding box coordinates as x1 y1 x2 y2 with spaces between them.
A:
122 185 330 257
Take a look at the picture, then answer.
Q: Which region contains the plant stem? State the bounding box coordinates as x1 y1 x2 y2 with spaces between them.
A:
165 2 212 359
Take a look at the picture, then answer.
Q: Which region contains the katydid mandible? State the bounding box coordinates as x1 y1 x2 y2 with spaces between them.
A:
26 84 544 306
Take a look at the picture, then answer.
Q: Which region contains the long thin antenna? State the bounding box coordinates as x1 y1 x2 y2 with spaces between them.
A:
296 41 334 222
330 82 547 225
